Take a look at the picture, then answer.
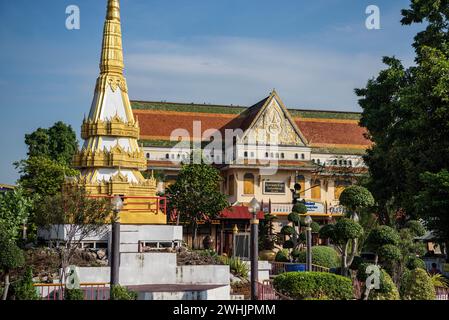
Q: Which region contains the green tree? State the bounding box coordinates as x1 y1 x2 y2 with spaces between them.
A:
0 187 33 241
416 170 449 257
0 225 25 300
15 156 79 198
24 121 78 165
400 268 436 300
356 0 449 252
35 185 112 284
319 218 364 276
166 162 228 249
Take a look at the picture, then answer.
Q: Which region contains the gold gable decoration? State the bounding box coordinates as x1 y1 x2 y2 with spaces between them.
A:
242 91 308 146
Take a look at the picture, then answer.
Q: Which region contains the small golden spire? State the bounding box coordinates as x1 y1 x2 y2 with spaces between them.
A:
100 0 124 75
106 0 121 21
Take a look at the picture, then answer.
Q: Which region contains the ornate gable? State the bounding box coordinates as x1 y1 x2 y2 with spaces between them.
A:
242 91 308 146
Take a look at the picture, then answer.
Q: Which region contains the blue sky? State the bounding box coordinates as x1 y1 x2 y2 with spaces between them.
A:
0 0 423 184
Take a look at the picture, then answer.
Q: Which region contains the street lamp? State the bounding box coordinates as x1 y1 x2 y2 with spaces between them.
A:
248 197 260 301
111 195 123 287
304 215 313 272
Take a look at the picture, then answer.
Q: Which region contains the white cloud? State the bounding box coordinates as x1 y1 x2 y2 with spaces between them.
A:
124 37 390 111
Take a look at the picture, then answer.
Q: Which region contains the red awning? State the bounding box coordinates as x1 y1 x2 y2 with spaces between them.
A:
220 206 265 220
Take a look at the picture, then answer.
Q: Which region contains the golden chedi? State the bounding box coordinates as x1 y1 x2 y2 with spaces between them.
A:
73 0 165 224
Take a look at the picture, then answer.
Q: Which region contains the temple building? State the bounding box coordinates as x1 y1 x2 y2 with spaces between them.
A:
73 0 165 225
130 91 371 251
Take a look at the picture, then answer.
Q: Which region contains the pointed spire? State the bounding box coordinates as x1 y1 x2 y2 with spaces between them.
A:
106 0 121 21
100 0 124 75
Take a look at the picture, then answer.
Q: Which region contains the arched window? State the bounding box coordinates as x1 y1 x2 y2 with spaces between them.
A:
297 175 306 197
295 153 299 159
229 175 235 196
146 153 150 159
311 179 321 200
281 153 285 159
243 173 255 195
265 152 269 158
335 180 351 200
165 154 170 159
244 151 248 158
301 154 305 160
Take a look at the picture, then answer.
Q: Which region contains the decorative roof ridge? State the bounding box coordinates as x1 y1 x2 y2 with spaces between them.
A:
130 99 362 116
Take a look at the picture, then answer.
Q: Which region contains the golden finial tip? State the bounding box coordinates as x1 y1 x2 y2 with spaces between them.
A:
106 0 121 21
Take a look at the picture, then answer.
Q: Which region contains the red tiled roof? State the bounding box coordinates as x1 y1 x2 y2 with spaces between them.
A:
133 100 372 151
220 206 264 220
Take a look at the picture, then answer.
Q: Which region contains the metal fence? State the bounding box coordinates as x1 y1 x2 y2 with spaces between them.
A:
257 280 291 300
34 283 110 300
435 287 449 300
271 262 330 276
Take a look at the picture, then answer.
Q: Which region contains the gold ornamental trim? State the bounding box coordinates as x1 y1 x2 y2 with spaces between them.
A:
81 115 139 139
74 145 146 170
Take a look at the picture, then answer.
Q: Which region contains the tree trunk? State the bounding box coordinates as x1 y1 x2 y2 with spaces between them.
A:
192 222 198 250
347 239 358 267
2 271 10 300
341 242 349 276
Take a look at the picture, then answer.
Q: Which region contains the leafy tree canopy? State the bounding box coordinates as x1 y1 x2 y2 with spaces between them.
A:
15 156 79 198
24 121 78 165
0 187 33 241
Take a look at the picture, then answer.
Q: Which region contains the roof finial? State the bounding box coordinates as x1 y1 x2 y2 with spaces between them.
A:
106 0 121 22
100 0 124 75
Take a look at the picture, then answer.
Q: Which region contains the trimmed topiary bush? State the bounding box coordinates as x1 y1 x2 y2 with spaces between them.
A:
292 202 307 214
273 272 354 300
366 226 400 249
65 289 84 300
339 185 374 212
400 268 436 300
110 285 138 300
377 244 402 262
369 269 400 300
406 257 426 270
281 225 295 236
310 221 321 233
404 220 426 237
275 249 290 262
295 246 340 269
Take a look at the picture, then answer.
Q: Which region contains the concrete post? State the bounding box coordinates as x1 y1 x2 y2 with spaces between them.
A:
250 212 259 300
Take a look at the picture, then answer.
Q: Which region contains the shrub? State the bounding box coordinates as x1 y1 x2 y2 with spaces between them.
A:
404 220 426 237
281 226 295 236
273 272 354 300
401 268 436 300
406 257 426 270
429 273 449 288
366 226 400 250
288 212 301 224
65 289 84 300
310 221 321 233
319 224 335 239
221 257 249 279
339 185 374 212
275 249 290 262
334 218 364 241
369 269 400 300
110 285 138 300
295 246 340 269
292 203 307 214
377 244 402 263
12 267 40 300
